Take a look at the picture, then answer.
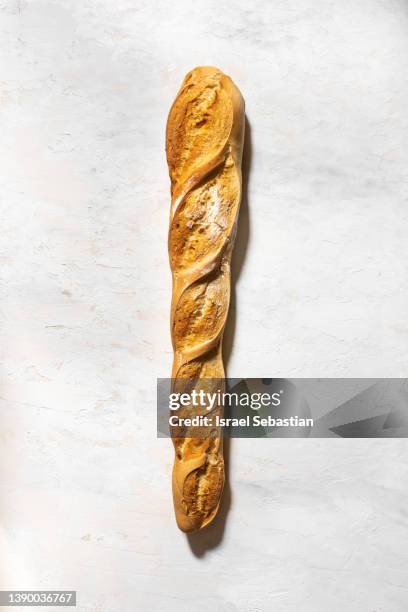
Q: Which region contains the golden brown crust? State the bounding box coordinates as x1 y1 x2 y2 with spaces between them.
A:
166 66 245 532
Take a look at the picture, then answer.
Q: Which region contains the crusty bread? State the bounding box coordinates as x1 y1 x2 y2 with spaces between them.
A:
166 66 245 532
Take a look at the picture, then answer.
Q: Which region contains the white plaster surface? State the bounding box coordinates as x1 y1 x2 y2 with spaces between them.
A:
1 0 408 610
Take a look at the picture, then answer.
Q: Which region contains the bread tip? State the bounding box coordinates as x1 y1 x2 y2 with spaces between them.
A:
184 65 224 81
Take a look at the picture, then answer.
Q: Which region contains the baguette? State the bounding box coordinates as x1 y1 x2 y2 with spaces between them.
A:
166 66 245 532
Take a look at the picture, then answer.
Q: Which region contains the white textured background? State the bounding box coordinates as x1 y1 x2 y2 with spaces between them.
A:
1 0 408 610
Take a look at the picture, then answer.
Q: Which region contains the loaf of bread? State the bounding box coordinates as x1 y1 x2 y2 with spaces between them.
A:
166 66 245 532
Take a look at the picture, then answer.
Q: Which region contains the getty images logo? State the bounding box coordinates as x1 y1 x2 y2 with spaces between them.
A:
168 385 283 411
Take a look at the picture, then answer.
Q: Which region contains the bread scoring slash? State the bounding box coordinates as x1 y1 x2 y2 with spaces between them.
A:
166 67 245 532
